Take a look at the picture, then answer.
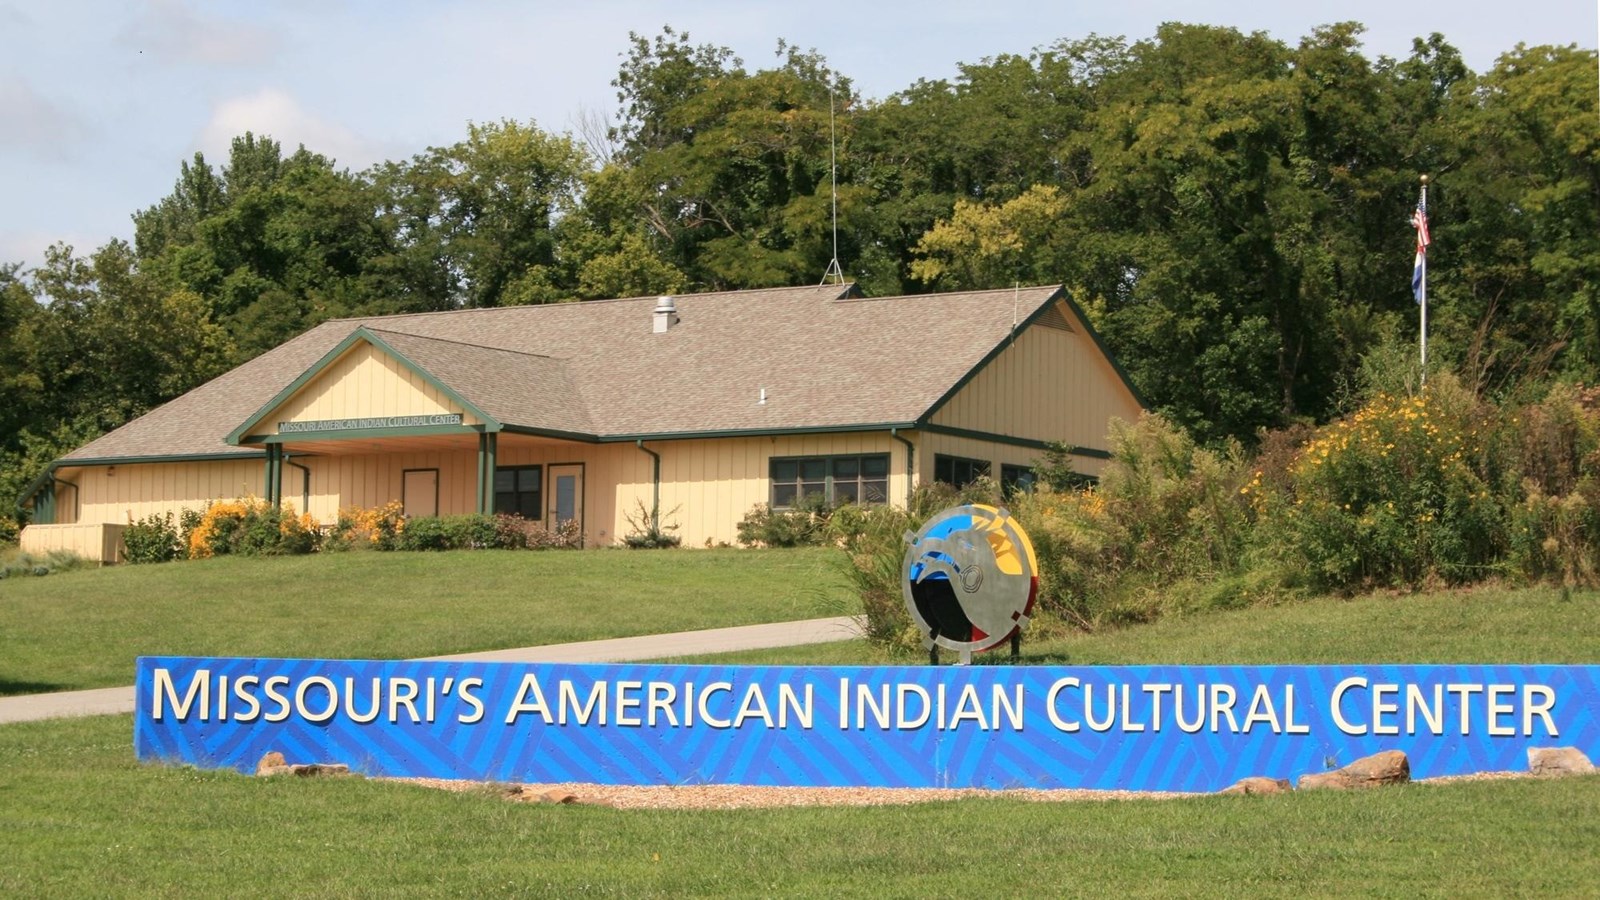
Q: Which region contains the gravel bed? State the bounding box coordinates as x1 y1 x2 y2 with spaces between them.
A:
385 770 1546 809
388 778 1195 809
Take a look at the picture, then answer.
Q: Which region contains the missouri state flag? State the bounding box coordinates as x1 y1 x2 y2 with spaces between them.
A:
1411 187 1431 303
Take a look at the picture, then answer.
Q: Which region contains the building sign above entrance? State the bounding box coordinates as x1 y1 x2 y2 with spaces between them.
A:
278 414 463 434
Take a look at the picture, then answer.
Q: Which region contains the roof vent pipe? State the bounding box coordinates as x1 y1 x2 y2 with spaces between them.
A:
652 295 678 334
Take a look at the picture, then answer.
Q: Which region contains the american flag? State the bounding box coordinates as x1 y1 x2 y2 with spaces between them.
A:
1411 186 1430 303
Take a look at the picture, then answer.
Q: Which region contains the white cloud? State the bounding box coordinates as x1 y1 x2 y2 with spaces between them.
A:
0 75 92 161
196 88 391 171
119 0 278 67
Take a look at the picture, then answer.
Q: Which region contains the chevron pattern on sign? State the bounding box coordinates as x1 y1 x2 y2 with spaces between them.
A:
135 658 1600 791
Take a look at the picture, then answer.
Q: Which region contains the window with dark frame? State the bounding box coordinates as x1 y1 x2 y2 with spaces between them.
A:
493 465 542 519
769 454 890 508
933 453 991 488
1001 464 1037 496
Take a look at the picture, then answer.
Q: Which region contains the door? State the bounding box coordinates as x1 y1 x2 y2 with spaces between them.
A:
547 464 583 544
402 468 438 518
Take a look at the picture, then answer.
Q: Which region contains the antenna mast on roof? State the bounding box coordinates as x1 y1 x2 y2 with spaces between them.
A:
819 78 845 286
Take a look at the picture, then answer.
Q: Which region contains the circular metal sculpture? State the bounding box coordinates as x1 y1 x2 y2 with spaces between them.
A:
902 504 1038 662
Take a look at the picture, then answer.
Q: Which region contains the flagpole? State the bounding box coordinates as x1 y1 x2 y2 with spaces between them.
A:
1419 174 1429 388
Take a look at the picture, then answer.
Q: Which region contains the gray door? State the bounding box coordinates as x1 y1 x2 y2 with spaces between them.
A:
547 464 583 544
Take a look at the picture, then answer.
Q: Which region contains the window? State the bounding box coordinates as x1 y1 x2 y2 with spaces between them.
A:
494 465 542 519
770 454 890 508
1001 464 1037 497
934 454 991 488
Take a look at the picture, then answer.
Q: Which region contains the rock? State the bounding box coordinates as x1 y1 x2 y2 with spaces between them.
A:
1298 750 1410 791
1218 776 1292 796
1528 747 1597 777
288 763 351 777
257 765 294 776
255 751 287 774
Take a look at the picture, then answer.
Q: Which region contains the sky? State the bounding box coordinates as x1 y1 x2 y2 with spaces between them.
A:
1 0 1595 272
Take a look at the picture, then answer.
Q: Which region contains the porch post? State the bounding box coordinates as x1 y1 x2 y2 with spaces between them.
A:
476 433 499 515
484 432 497 515
266 445 284 506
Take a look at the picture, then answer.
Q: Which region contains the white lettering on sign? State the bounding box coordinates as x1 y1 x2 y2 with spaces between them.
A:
145 668 1565 739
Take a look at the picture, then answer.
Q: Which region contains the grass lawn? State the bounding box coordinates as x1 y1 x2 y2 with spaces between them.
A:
5 567 1600 895
0 548 845 696
664 584 1600 666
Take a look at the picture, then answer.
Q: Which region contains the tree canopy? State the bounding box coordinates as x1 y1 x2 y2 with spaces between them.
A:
3 22 1597 521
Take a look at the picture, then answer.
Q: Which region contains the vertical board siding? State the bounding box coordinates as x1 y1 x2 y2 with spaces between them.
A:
18 523 126 564
650 433 907 547
929 304 1143 452
72 460 267 526
299 450 481 522
266 342 481 431
61 431 919 551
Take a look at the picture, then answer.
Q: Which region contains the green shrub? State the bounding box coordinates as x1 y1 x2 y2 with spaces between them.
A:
385 514 581 551
396 516 453 551
0 514 19 546
123 513 181 564
736 494 835 548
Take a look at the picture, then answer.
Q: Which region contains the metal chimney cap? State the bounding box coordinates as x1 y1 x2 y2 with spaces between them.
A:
654 295 677 313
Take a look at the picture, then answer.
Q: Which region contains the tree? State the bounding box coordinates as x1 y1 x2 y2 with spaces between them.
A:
608 30 851 289
379 120 590 308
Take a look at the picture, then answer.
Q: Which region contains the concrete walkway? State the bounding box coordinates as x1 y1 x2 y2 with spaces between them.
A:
0 615 861 726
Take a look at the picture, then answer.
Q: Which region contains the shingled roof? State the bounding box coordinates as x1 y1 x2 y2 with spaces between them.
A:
63 283 1081 462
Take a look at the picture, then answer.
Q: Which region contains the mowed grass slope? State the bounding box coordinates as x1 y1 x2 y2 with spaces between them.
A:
0 548 844 695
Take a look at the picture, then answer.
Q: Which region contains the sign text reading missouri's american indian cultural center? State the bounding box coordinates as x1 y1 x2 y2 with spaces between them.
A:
136 658 1600 791
277 414 463 434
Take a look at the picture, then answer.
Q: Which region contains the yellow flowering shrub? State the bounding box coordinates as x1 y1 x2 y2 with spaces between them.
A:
187 497 321 558
324 501 406 551
1260 376 1499 590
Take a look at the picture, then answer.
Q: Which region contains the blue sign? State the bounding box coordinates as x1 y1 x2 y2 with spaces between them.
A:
135 658 1600 791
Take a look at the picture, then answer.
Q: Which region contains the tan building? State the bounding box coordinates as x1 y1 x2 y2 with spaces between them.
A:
19 283 1143 557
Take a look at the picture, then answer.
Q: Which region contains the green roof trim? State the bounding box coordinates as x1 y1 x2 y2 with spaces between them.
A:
225 327 502 446
247 424 483 444
500 424 602 443
919 423 1112 458
57 451 267 467
1059 289 1149 410
599 423 920 444
16 462 60 515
